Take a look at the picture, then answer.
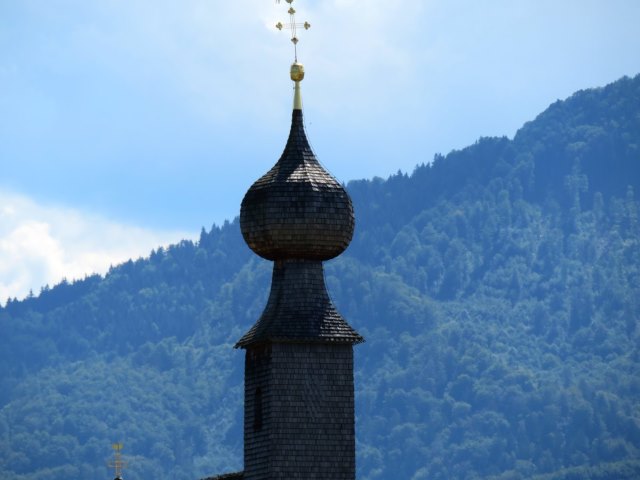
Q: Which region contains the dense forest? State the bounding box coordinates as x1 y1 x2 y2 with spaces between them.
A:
1 74 639 480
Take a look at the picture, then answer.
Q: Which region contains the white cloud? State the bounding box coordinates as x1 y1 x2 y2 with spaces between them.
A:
0 189 192 304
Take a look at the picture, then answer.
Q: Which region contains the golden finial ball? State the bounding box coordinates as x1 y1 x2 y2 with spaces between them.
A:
290 62 305 82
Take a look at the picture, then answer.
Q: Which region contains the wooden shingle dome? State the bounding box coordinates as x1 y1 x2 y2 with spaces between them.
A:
235 102 363 348
240 109 354 261
236 78 362 348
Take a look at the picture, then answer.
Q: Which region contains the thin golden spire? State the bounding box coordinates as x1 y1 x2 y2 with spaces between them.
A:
275 0 310 110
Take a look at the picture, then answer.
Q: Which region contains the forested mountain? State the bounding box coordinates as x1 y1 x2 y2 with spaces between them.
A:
1 74 639 480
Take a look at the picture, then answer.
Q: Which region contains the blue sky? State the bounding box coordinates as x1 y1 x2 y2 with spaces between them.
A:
1 0 639 302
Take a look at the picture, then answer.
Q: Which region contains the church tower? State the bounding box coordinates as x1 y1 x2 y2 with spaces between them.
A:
235 5 363 479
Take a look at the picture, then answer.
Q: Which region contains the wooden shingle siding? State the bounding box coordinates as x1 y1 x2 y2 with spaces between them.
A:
244 343 355 479
244 345 272 479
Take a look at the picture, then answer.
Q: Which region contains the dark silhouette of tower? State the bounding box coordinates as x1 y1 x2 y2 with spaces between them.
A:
203 5 361 479
235 61 363 479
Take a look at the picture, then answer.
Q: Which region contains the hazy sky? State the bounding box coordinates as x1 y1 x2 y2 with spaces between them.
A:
1 0 639 302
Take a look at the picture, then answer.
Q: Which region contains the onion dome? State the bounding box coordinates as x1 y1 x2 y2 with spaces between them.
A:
240 64 354 261
235 62 362 348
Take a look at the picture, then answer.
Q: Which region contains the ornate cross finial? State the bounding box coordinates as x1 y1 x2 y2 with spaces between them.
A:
108 442 128 479
275 0 310 62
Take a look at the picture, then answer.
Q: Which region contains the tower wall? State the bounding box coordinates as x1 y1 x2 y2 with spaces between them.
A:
244 343 355 480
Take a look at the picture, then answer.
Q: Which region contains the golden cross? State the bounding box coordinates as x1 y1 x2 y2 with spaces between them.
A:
275 0 310 62
108 442 128 478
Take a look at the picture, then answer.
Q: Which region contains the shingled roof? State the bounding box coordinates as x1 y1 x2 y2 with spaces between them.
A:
235 103 363 349
240 109 355 262
234 259 363 347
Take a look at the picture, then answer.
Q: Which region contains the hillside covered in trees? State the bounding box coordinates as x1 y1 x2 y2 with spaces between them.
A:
1 74 639 480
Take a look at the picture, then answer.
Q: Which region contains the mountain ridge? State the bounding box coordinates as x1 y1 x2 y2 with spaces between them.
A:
1 74 639 480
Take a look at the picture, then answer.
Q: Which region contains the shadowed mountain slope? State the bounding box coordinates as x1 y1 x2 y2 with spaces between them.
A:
1 74 639 480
